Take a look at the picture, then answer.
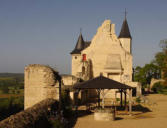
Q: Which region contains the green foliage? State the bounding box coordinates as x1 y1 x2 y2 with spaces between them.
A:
0 96 24 121
134 63 160 87
151 82 166 93
135 97 141 103
116 98 120 101
61 90 73 119
0 86 9 93
134 39 167 90
49 119 64 128
159 39 167 51
0 73 24 120
0 73 24 94
153 52 166 70
155 40 167 85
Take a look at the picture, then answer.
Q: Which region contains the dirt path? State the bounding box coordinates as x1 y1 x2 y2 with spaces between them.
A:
74 94 167 128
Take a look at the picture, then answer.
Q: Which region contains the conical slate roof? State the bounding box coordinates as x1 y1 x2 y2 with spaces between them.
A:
119 18 132 38
71 33 85 54
71 33 91 54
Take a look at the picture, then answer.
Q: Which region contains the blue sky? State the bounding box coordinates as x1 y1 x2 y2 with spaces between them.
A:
0 0 167 74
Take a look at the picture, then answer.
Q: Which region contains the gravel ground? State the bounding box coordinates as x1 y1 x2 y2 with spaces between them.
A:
74 94 167 128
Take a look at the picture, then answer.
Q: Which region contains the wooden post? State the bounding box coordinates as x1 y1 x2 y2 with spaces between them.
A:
98 89 101 108
102 89 105 109
129 89 132 115
124 90 127 108
120 89 123 107
115 91 117 112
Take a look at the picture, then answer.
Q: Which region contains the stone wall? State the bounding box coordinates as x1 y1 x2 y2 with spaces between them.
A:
72 20 133 83
62 75 78 86
24 64 59 109
0 99 58 128
150 78 164 89
61 75 79 100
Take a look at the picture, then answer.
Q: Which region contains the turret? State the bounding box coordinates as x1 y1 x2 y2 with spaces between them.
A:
119 13 132 54
71 33 85 54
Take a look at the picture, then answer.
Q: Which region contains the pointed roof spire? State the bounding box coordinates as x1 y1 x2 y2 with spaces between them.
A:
125 8 127 19
80 28 82 34
118 9 132 39
71 32 85 54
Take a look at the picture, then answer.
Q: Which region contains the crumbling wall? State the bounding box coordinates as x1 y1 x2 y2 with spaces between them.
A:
61 75 79 100
150 78 164 89
0 99 58 128
62 75 78 86
24 64 59 109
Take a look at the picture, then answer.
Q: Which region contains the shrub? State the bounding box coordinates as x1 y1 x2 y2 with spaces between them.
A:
152 82 164 93
116 98 120 102
49 119 64 128
61 89 73 119
0 86 9 93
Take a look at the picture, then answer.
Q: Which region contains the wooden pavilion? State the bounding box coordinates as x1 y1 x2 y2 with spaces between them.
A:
74 75 133 114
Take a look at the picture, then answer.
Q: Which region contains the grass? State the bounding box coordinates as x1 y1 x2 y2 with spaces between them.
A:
0 74 24 120
0 93 23 98
0 77 14 80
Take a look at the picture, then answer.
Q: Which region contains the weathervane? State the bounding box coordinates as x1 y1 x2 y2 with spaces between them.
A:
125 8 127 19
80 28 82 34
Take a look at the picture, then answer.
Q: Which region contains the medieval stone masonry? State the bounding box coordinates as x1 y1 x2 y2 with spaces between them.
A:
71 19 141 98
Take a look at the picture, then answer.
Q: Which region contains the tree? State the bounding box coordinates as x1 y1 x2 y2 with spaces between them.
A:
153 52 166 70
157 39 167 86
1 86 9 94
134 39 167 89
134 63 160 88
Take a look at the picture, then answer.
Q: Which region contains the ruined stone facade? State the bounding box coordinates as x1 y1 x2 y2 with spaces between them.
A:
24 18 142 109
71 19 141 97
71 20 132 83
24 64 79 109
24 64 59 109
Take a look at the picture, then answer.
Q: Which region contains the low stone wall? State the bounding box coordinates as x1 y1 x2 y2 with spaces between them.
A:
0 98 58 128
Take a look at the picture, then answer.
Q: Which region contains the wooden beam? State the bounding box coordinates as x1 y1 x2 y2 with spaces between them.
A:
96 89 101 108
102 89 105 109
129 89 132 115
